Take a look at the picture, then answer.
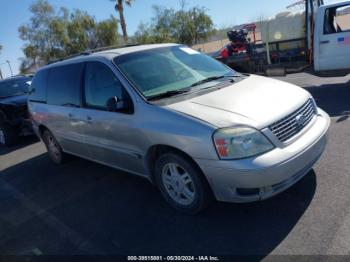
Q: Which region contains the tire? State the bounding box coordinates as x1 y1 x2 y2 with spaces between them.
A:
0 123 18 146
155 152 213 214
42 129 67 164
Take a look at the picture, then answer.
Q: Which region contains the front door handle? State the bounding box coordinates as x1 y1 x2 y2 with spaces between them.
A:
68 113 82 122
320 40 330 44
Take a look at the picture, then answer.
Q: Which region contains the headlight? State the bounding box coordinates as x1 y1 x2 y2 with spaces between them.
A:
213 127 274 160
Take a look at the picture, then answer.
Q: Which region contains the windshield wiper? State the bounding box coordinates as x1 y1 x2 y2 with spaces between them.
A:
147 89 191 101
190 75 238 88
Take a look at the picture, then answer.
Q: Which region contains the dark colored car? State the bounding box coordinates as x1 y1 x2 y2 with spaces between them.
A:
0 75 33 146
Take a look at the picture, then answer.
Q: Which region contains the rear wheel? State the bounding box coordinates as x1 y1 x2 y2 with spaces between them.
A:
0 123 18 146
42 130 66 164
155 152 213 214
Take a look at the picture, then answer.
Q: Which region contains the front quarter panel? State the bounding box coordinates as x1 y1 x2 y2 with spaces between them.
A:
134 103 219 161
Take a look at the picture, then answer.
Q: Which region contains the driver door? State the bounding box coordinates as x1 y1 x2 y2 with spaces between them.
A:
79 61 145 175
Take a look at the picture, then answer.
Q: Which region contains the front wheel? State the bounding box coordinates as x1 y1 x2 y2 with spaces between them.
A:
155 152 213 214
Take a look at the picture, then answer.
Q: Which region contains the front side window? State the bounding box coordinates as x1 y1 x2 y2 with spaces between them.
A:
84 62 128 110
324 5 350 34
114 46 233 99
0 78 31 98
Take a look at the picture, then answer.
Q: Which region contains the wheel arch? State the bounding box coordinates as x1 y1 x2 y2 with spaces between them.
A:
38 124 50 139
145 144 211 187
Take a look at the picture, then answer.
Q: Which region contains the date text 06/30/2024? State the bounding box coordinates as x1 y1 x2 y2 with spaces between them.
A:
127 256 220 261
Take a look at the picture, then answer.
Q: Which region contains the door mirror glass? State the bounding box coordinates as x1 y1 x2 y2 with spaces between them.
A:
106 96 118 111
106 96 132 113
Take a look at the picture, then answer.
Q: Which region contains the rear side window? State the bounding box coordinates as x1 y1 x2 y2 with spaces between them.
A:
84 62 128 109
47 63 84 107
30 70 48 103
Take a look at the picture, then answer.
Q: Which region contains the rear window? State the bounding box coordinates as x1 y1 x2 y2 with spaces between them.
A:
30 70 48 102
47 63 84 107
0 77 30 99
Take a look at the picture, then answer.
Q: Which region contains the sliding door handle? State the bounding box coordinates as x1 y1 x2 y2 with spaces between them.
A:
68 113 82 122
86 116 93 124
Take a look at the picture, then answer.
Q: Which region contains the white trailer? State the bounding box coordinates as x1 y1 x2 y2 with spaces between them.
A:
218 0 350 76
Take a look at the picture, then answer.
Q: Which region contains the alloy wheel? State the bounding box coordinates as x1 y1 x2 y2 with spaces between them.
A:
47 134 61 161
161 163 196 206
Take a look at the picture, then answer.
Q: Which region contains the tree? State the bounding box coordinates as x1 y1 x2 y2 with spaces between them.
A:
96 16 119 47
18 0 55 67
133 22 154 44
134 4 214 46
189 7 214 45
171 6 214 45
152 6 176 43
19 0 120 73
65 10 97 54
111 0 134 43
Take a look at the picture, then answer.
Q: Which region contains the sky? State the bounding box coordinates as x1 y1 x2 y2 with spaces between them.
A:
0 0 345 76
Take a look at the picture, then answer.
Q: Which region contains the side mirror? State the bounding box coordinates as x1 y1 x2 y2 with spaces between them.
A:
106 96 132 112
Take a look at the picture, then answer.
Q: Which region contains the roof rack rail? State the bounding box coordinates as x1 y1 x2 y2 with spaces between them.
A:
85 44 140 54
47 52 89 65
47 44 140 65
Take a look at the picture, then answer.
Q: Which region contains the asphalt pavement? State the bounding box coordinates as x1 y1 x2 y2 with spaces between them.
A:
0 72 350 257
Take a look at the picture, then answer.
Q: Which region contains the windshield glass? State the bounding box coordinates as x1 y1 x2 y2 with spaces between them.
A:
114 46 233 99
0 78 30 98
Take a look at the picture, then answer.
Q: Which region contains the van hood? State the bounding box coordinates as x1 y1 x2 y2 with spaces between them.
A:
166 75 311 129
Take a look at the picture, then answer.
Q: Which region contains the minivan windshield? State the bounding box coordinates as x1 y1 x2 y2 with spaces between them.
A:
0 78 30 99
114 46 234 99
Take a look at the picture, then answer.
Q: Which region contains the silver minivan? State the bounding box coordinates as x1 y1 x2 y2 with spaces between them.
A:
29 44 330 214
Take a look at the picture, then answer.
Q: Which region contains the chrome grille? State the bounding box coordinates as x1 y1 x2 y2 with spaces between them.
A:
269 99 316 142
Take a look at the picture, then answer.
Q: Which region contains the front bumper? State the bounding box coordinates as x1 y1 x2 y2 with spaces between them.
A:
196 108 330 203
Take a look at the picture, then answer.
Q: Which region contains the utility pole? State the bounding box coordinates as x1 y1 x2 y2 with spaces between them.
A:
0 61 13 79
6 60 13 77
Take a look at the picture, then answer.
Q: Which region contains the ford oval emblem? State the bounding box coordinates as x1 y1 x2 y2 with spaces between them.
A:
295 114 306 128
